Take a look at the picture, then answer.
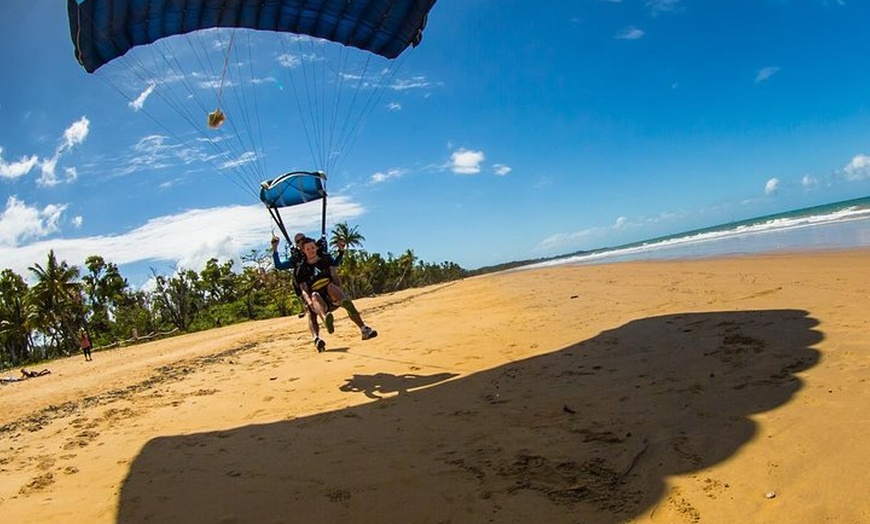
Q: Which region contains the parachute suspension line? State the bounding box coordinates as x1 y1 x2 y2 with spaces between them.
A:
264 197 327 247
91 46 253 200
214 30 235 112
301 36 327 170
217 31 267 188
328 51 374 176
242 30 269 182
279 35 323 172
330 49 413 177
265 205 293 245
178 30 262 196
94 29 261 203
173 31 262 199
324 45 352 176
72 6 251 194
321 192 328 239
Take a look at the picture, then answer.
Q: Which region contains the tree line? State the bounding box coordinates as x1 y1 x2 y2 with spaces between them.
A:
0 223 467 369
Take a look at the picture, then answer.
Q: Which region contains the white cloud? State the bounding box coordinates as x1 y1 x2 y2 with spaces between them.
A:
647 0 680 14
801 174 818 187
616 27 645 40
844 153 870 181
0 196 364 283
371 168 405 184
449 149 485 175
390 76 432 91
614 216 628 229
220 151 258 170
2 118 88 185
114 134 220 177
72 216 84 228
129 84 156 111
0 196 67 247
386 102 402 112
764 177 780 195
755 66 780 83
0 147 39 179
61 116 90 152
493 164 512 176
38 155 59 187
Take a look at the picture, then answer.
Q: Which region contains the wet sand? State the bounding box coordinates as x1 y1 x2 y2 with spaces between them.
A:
1 249 868 523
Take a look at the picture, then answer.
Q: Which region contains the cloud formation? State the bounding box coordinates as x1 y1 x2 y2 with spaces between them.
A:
0 196 67 248
493 164 512 176
765 177 780 195
0 147 39 179
0 196 365 284
371 168 405 184
449 149 485 175
647 0 680 15
129 84 156 111
1 117 89 186
616 27 645 40
755 66 780 83
844 154 870 181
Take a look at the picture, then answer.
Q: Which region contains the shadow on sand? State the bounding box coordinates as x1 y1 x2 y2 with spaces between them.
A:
116 309 821 523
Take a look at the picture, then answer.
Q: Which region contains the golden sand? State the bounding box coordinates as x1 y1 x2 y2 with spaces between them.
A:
1 250 868 523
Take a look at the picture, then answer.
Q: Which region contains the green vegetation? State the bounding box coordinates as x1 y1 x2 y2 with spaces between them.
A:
0 223 468 369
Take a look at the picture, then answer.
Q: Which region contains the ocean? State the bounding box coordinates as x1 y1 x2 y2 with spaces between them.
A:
531 196 870 268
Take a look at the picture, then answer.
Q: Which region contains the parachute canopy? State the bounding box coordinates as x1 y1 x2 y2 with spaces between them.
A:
68 0 438 73
259 171 326 208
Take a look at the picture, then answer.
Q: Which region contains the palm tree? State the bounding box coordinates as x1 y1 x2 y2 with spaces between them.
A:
394 249 417 290
0 269 34 366
28 250 84 358
330 222 365 251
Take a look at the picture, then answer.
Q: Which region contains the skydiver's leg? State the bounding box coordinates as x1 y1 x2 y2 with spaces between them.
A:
326 283 362 328
310 291 337 334
326 283 376 339
307 305 326 352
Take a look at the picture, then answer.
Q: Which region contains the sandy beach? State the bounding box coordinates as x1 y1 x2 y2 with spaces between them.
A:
1 250 868 523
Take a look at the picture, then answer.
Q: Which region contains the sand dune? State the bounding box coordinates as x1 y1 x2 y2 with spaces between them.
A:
1 250 868 523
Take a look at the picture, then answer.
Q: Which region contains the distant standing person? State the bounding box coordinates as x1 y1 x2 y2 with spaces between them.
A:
80 328 93 361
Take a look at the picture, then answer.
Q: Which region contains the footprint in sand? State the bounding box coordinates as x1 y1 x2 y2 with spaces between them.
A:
327 488 351 502
701 477 730 499
62 430 100 450
19 472 54 495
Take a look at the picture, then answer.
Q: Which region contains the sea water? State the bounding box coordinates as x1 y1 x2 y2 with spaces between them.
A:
532 196 870 267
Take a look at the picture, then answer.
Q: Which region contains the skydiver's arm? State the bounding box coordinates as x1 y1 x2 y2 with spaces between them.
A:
272 250 294 271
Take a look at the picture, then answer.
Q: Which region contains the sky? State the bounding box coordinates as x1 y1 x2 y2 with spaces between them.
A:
2 0 870 286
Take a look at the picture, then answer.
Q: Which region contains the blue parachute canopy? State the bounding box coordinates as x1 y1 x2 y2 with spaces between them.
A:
68 0 438 73
259 171 326 209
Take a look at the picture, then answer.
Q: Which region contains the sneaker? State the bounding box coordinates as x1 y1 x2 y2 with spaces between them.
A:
361 326 378 340
324 312 335 334
314 337 326 353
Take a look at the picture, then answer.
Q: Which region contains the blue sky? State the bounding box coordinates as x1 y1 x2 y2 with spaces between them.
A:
2 0 870 286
